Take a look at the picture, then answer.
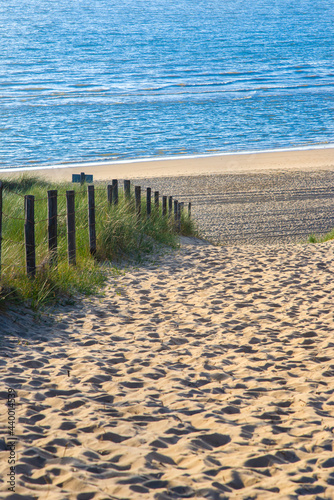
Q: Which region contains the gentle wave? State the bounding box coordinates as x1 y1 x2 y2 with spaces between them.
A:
1 80 332 102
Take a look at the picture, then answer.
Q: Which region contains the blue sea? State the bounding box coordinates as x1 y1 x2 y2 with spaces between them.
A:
1 0 333 170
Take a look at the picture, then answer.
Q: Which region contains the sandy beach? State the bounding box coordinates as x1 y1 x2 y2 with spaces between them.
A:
2 147 334 181
1 237 334 499
1 148 334 499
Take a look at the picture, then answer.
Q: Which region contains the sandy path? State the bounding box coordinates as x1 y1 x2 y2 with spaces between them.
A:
1 238 334 499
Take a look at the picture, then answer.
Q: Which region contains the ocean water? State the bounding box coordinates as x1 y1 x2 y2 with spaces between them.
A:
1 0 333 170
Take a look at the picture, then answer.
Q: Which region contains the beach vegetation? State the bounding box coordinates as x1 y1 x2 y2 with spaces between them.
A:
0 175 197 309
308 229 334 244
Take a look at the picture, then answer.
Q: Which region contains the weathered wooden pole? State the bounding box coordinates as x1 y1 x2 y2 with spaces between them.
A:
168 196 173 217
24 195 36 277
135 186 141 217
0 181 2 276
178 202 182 232
107 184 113 205
88 185 96 256
154 191 159 211
188 202 191 218
80 172 85 185
174 199 178 231
66 190 76 265
162 196 167 216
47 190 58 267
146 187 151 217
124 180 131 201
112 179 118 205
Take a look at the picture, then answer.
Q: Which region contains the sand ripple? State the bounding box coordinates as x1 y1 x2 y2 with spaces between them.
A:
1 239 334 499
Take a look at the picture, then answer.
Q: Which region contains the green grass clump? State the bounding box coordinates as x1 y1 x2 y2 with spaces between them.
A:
0 175 197 309
97 199 178 261
0 259 107 311
308 228 334 244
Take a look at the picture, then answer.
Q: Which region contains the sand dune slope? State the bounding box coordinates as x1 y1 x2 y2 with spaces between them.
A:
1 239 334 500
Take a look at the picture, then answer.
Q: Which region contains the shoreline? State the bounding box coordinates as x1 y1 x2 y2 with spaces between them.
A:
0 145 333 181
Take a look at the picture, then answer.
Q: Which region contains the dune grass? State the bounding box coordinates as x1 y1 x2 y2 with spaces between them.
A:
308 228 334 244
0 175 197 309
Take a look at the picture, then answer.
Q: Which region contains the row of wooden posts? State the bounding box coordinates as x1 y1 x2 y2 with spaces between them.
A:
0 180 191 278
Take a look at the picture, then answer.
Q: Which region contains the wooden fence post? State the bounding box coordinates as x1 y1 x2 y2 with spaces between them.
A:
154 191 159 211
178 202 182 232
66 190 76 265
80 172 85 185
168 196 173 217
135 186 141 217
146 187 151 217
162 196 167 217
188 202 191 218
88 185 96 255
48 190 57 267
0 182 2 276
24 195 36 277
124 180 131 201
174 199 178 231
107 184 113 205
112 179 118 205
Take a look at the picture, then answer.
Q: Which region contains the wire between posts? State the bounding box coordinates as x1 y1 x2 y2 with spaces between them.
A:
1 264 26 270
0 179 192 279
2 238 25 247
2 212 26 221
5 191 26 199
